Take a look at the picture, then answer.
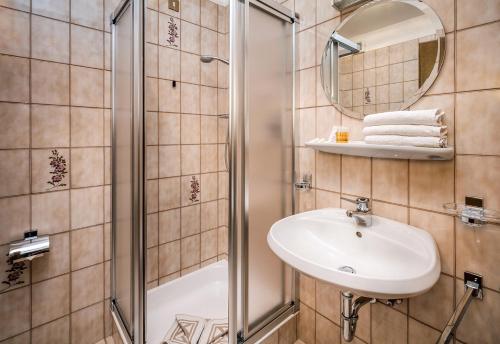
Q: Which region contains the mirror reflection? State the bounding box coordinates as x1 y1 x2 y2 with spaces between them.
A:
321 0 446 119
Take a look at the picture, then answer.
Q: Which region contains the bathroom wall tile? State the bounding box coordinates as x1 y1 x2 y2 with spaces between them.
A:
341 156 371 197
159 79 180 112
32 148 70 193
456 90 500 155
181 114 201 144
371 303 407 344
147 213 158 248
71 264 104 311
181 83 200 114
32 105 70 148
159 145 180 177
201 201 217 231
180 21 200 54
408 318 440 344
316 152 340 192
31 15 69 63
71 225 103 270
71 107 103 147
147 179 159 213
372 159 408 205
0 196 29 245
32 232 69 282
32 274 70 326
180 52 200 84
71 186 104 229
316 190 340 209
181 204 200 237
409 209 454 275
0 150 29 197
0 287 30 341
316 314 340 344
315 279 340 325
0 103 29 149
298 28 316 70
159 113 180 145
298 108 315 146
201 0 217 30
159 209 180 243
278 316 297 344
159 241 181 276
409 274 454 329
146 146 158 179
456 155 500 211
159 177 180 210
0 55 28 102
71 302 104 344
299 273 316 310
71 25 103 69
201 27 217 56
217 226 228 255
372 201 408 223
32 190 70 235
455 280 500 343
146 111 159 145
403 40 418 61
201 116 217 144
201 86 217 115
425 0 455 33
71 0 103 28
201 57 217 87
145 43 158 78
32 316 70 344
0 0 30 11
71 66 103 107
0 7 29 57
32 60 70 105
70 148 104 187
181 145 201 175
456 221 500 291
104 148 111 185
409 160 454 212
181 0 200 24
146 9 159 44
457 22 500 91
104 223 111 260
201 228 217 261
297 303 315 344
146 77 159 111
147 247 158 282
457 0 500 29
201 173 217 202
299 68 316 108
316 106 341 139
316 0 339 24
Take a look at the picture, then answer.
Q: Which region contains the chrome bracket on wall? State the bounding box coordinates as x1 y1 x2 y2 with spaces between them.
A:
294 174 312 191
444 196 500 228
436 272 483 344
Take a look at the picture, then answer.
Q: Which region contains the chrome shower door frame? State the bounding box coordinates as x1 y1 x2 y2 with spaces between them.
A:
229 1 299 343
110 0 145 343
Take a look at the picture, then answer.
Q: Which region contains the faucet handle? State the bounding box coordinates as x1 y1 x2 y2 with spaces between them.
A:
341 197 370 212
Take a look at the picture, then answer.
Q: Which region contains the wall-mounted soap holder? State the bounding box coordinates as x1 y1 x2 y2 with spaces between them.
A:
443 197 500 228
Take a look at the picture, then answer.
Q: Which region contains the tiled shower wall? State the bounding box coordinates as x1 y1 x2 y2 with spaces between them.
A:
144 0 229 289
0 0 121 343
284 0 500 343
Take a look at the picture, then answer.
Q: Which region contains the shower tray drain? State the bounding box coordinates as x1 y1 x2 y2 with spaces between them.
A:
338 266 356 274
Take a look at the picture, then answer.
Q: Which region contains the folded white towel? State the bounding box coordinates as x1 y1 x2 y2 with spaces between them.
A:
365 135 447 148
362 125 447 137
363 109 444 126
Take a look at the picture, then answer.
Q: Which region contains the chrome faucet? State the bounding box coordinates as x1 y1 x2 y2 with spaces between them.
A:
342 197 372 226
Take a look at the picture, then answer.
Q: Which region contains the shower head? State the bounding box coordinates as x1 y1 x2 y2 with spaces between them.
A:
200 55 229 65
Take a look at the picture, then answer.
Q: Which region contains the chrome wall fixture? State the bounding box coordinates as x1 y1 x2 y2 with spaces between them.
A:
7 230 50 263
444 196 500 227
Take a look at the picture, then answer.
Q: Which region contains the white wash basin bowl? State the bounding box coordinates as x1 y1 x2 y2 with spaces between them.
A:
267 208 440 299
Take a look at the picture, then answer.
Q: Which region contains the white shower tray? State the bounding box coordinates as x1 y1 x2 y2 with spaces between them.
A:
305 140 454 160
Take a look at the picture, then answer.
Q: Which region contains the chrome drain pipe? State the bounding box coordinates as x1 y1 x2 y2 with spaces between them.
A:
436 272 483 344
341 292 374 342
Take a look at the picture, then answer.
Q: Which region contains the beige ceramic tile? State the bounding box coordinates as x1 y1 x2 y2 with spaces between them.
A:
201 116 217 144
456 90 500 155
31 316 70 344
147 213 158 248
32 148 70 193
31 15 69 63
316 190 340 209
180 83 200 114
372 159 408 205
372 201 408 223
146 111 159 145
316 314 340 344
146 9 159 44
71 107 104 147
201 86 217 115
0 196 29 245
159 113 180 144
0 287 30 341
159 209 180 243
298 28 316 70
146 146 158 180
371 303 407 344
409 208 454 275
299 68 316 108
146 77 159 112
147 247 158 282
181 145 201 175
159 177 180 211
32 274 70 327
71 225 104 270
159 240 181 276
71 0 103 30
200 228 217 261
457 22 500 91
71 148 104 187
0 0 30 11
425 0 455 33
32 190 70 235
408 318 440 344
0 7 29 57
0 103 29 149
299 273 316 310
180 52 200 84
457 0 500 29
409 274 454 329
316 152 340 192
71 186 104 229
181 114 201 144
409 160 454 212
159 145 180 177
201 27 217 56
316 0 339 24
71 25 103 69
159 79 181 112
0 55 29 103
71 302 104 344
32 60 69 105
32 105 70 148
181 204 200 237
181 234 200 268
71 263 104 311
201 173 217 202
201 0 217 30
71 66 103 107
201 200 217 231
180 21 200 54
297 303 315 344
341 156 371 197
146 179 159 213
315 279 341 325
0 150 29 197
145 43 158 78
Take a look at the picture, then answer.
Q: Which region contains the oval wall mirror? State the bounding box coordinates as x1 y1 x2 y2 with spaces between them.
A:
320 0 446 119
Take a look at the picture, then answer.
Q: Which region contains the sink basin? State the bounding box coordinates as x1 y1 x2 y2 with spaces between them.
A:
267 208 440 299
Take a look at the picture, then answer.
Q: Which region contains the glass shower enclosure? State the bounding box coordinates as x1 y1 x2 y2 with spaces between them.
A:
110 0 297 343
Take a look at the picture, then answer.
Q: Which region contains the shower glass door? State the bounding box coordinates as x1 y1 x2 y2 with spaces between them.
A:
111 0 145 342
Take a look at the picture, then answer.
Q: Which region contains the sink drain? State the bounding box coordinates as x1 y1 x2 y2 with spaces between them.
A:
338 266 356 274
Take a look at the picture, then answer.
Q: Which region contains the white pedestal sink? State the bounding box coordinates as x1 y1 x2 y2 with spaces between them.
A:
267 208 440 299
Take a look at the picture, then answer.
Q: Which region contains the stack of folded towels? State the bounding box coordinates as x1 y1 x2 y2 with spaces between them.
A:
362 109 447 148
